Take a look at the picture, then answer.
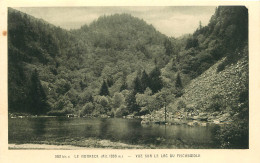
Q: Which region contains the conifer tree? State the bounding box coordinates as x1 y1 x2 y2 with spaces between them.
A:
120 80 128 92
28 69 48 115
148 67 163 94
175 73 183 89
99 80 109 96
164 38 173 56
133 76 142 94
175 73 183 97
126 91 140 113
107 77 114 87
199 21 202 29
140 70 149 93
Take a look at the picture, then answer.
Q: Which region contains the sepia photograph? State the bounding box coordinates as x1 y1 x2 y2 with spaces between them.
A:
2 0 260 162
7 6 249 150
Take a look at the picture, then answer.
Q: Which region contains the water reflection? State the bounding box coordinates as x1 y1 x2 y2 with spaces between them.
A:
99 118 110 139
9 117 217 148
31 118 47 136
164 124 166 136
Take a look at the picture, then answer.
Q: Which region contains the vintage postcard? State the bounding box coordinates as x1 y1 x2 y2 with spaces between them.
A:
0 0 260 163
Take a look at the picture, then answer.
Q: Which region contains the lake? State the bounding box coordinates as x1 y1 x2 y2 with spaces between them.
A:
8 117 219 149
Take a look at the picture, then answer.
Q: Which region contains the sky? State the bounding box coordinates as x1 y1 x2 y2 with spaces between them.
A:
15 6 216 37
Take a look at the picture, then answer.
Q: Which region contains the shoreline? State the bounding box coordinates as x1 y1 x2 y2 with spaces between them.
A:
9 139 145 149
9 144 88 150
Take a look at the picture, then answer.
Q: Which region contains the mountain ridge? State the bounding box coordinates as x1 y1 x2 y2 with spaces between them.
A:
8 6 248 119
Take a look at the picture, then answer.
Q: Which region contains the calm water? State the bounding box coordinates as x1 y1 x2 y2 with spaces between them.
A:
8 117 218 148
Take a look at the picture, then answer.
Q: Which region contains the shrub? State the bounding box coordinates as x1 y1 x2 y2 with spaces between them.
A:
185 38 199 49
207 95 225 112
112 92 125 109
115 105 128 117
213 121 249 149
217 59 227 72
139 107 150 115
177 100 186 110
173 88 183 98
79 102 94 117
47 109 72 116
91 104 106 116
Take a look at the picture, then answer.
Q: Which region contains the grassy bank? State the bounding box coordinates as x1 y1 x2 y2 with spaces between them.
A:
9 138 145 149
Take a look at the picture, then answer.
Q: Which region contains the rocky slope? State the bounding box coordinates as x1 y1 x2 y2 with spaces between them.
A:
176 55 248 111
142 50 248 126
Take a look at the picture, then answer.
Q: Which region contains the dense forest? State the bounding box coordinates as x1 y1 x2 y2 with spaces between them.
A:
8 6 248 148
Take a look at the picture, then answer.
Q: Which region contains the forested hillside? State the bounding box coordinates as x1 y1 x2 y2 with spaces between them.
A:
8 6 248 126
8 8 175 116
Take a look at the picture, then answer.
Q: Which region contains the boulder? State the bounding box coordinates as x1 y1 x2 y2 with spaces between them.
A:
199 112 208 116
187 121 199 126
213 120 220 124
219 116 228 122
199 117 208 121
222 113 231 118
211 112 219 116
141 120 149 124
200 122 208 126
